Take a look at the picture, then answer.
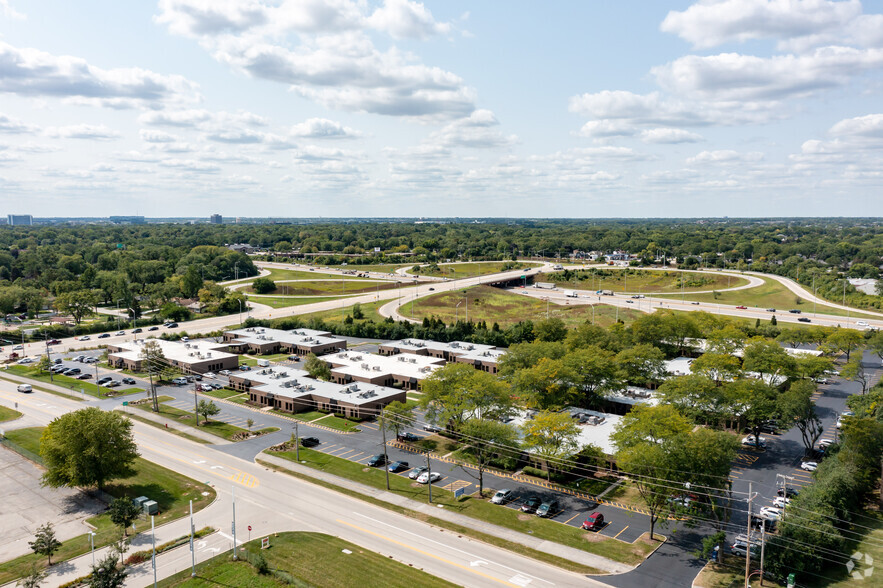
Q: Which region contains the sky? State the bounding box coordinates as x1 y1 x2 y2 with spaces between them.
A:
1 0 883 218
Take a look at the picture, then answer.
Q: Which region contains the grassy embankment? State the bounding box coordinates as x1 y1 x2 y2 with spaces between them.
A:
536 268 750 294
133 398 278 440
0 404 22 422
4 365 141 398
410 261 542 279
0 427 215 585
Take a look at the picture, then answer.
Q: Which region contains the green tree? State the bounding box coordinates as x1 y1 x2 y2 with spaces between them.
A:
521 410 581 481
824 328 863 360
107 497 141 537
776 327 814 349
497 340 567 377
382 401 415 438
40 408 139 491
28 523 62 565
196 399 221 424
53 289 98 324
37 355 52 373
16 563 47 588
351 302 364 320
615 443 673 540
780 380 823 452
252 277 276 294
180 265 203 298
689 352 743 384
841 354 870 394
246 418 254 430
657 374 733 427
615 344 666 387
304 353 332 381
459 418 519 496
511 358 574 409
727 380 779 449
611 404 692 449
562 346 622 406
534 318 567 342
88 552 127 588
420 363 512 430
742 338 795 382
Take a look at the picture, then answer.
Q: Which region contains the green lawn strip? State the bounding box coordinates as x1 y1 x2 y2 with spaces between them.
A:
266 448 654 566
535 269 750 294
157 531 459 588
326 263 411 274
245 352 290 362
276 409 361 432
132 402 248 441
256 459 602 576
694 562 786 588
4 366 142 398
294 299 388 324
238 357 258 366
411 261 542 279
245 295 355 309
125 413 211 444
0 404 22 422
200 388 243 400
0 427 216 585
244 280 399 297
654 276 880 320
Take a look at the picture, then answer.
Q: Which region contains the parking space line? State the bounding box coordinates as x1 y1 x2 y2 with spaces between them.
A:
337 449 356 458
614 525 629 539
349 452 365 461
563 512 580 525
355 455 373 464
320 444 338 452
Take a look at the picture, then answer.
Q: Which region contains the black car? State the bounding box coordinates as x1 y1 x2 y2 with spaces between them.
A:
97 376 113 385
98 333 110 339
788 309 802 314
77 373 92 380
388 461 409 473
520 496 542 513
777 487 799 499
397 432 418 442
121 377 136 385
366 454 388 467
423 424 442 433
300 437 320 447
132 328 142 333
798 317 811 323
148 326 159 331
166 323 178 328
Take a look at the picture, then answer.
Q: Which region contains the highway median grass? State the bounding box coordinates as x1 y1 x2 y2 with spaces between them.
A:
245 279 400 297
157 531 458 588
0 426 215 585
266 446 658 567
245 295 352 309
410 261 542 279
536 268 750 294
0 403 22 422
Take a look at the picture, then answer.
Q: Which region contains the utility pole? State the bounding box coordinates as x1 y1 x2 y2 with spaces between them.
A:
293 421 300 461
232 486 238 560
745 482 757 588
381 412 390 490
426 454 433 504
760 523 767 587
189 499 196 577
45 333 53 382
151 515 157 588
193 380 200 427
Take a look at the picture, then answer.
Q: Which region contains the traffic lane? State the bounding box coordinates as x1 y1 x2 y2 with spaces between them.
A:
596 525 707 588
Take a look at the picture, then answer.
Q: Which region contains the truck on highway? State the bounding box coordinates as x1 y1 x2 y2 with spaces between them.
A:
564 290 578 298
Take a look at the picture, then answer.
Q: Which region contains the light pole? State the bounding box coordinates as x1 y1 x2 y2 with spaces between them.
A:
237 299 243 326
89 531 95 567
234 262 240 281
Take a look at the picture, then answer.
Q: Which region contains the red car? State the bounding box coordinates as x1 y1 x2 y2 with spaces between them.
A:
47 339 61 345
736 306 747 310
581 512 605 531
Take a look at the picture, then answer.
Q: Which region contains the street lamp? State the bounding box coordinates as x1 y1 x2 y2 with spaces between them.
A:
89 531 96 566
237 299 243 326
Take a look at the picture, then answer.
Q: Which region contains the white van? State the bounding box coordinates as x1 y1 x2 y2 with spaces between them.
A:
256 359 270 367
172 377 188 385
17 384 32 393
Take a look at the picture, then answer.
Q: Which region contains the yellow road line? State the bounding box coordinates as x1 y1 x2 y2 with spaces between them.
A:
614 525 629 539
349 452 365 461
334 519 518 587
563 512 580 525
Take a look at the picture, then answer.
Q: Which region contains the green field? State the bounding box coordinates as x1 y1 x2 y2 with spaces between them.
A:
536 268 749 294
0 427 215 585
410 261 541 279
244 279 399 297
399 285 644 327
295 299 389 325
157 532 458 588
0 404 22 422
268 447 657 566
133 401 277 440
5 365 143 399
279 409 361 432
245 295 354 309
655 276 880 320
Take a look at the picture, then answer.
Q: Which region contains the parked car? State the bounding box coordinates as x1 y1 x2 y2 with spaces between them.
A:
97 376 113 385
397 432 418 442
84 357 98 363
199 383 213 392
66 367 81 375
731 542 760 557
741 435 768 448
800 461 818 471
423 424 442 433
210 383 222 390
16 357 34 364
777 487 799 499
121 377 136 385
219 370 232 376
818 438 834 449
388 461 409 473
581 512 605 531
98 333 110 339
172 377 188 385
408 466 428 480
240 365 251 371
77 373 92 380
491 489 513 505
536 499 559 518
104 380 120 388
204 372 216 378
300 437 320 448
417 471 442 484
773 496 791 508
366 454 388 468
520 496 542 513
759 506 781 521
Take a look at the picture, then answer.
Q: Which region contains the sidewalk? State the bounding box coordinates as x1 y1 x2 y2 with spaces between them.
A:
257 453 633 574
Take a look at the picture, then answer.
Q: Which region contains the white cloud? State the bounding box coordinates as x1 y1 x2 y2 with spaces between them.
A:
686 149 764 164
576 120 637 138
158 158 220 173
661 0 883 52
0 112 36 134
205 129 266 144
430 109 517 148
367 0 451 39
0 41 199 108
0 0 24 20
155 0 270 36
829 113 883 140
289 117 361 139
640 128 704 143
139 109 212 127
46 124 121 140
140 129 180 143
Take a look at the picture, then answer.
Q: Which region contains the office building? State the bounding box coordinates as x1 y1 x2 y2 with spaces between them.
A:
7 214 33 226
210 214 222 224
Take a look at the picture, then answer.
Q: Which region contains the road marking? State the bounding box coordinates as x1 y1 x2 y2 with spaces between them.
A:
335 519 521 587
613 525 629 539
337 449 356 458
349 451 365 461
563 512 580 525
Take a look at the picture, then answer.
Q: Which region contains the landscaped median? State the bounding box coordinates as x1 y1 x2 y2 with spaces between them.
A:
131 397 278 441
260 444 663 572
4 364 141 398
0 403 22 422
156 532 459 588
0 426 216 585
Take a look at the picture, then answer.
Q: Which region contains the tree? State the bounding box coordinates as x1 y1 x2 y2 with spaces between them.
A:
742 338 795 382
382 401 415 438
28 523 61 565
511 358 574 409
825 328 863 360
246 418 254 430
611 404 692 450
562 347 622 407
841 354 870 394
656 374 733 427
88 552 127 588
304 353 332 381
459 418 519 496
420 363 512 430
776 327 814 349
727 379 779 449
40 408 138 491
791 354 833 381
53 289 97 324
615 443 674 540
534 318 567 342
615 344 666 387
351 302 364 319
196 399 220 424
16 563 47 588
108 497 141 537
252 277 276 294
180 265 203 298
780 380 823 452
139 340 166 412
868 330 883 362
689 352 743 384
706 326 746 355
37 355 52 373
497 340 566 377
521 410 581 481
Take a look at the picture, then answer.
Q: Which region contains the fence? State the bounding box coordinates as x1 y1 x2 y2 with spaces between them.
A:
0 435 42 464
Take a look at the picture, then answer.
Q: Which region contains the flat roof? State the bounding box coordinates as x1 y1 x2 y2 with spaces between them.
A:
456 347 506 364
109 338 237 365
244 366 403 406
505 408 621 455
225 326 343 348
383 338 496 355
606 386 658 406
325 351 445 381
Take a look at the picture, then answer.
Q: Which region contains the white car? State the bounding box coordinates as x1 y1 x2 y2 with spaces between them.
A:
857 321 870 327
773 497 791 508
416 471 442 485
759 506 781 521
16 357 34 364
800 461 818 471
819 439 834 448
78 335 90 341
115 331 125 336
491 489 513 504
218 369 232 376
742 435 768 448
204 372 216 378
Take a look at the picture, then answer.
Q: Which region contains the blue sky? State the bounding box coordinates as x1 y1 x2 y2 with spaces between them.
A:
1 0 882 218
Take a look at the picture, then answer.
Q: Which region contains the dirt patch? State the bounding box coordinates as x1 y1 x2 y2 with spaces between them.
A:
517 514 533 521
582 531 605 543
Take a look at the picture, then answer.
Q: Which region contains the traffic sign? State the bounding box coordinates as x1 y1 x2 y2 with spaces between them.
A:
248 525 252 531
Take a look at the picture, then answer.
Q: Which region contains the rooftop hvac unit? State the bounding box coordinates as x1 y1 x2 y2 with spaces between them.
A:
409 358 416 363
184 343 190 348
372 366 381 371
188 352 194 357
361 363 369 370
207 353 212 358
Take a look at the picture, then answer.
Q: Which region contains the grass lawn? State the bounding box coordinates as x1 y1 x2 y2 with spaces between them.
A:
694 562 786 588
0 426 215 585
0 404 22 422
244 280 399 297
4 365 143 399
268 447 658 566
133 401 277 441
281 410 361 432
536 268 750 294
294 299 388 325
655 276 880 320
245 352 291 362
125 413 211 444
245 295 353 309
399 285 644 328
410 261 542 279
326 263 412 274
603 482 649 510
158 532 458 588
822 508 883 587
200 388 242 400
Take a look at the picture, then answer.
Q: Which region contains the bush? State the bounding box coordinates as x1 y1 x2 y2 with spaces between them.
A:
252 277 277 294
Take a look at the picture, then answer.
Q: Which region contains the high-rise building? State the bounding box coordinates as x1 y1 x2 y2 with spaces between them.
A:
109 216 146 225
7 214 33 226
210 214 222 224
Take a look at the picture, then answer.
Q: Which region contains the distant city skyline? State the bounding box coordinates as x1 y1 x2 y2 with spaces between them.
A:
1 1 882 217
